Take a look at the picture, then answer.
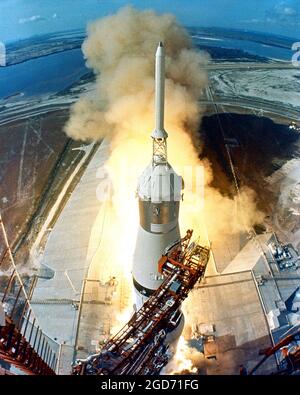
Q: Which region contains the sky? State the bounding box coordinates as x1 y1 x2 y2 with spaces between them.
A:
0 0 299 43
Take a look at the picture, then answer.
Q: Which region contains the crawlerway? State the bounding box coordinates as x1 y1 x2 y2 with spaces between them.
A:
100 379 135 393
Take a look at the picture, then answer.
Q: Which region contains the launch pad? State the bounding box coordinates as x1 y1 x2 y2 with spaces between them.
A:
72 230 210 375
1 20 300 376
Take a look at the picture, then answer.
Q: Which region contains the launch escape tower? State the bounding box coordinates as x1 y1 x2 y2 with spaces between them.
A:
152 42 168 166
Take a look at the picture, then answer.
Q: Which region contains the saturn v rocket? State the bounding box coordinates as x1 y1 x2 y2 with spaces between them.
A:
132 42 184 337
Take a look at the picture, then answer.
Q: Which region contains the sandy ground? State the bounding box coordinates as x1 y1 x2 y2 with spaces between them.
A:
209 68 300 110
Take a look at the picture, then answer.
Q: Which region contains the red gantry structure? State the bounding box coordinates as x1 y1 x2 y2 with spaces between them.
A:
0 214 57 375
249 326 300 375
72 230 210 375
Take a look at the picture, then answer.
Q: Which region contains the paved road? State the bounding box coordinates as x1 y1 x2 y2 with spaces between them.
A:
201 88 300 121
0 102 72 127
204 62 296 71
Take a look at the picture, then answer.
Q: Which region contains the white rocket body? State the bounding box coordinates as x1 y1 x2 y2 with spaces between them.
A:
153 42 167 138
132 42 183 331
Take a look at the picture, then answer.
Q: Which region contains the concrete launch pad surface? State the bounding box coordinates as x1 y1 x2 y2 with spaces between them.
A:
31 139 111 371
188 271 276 374
74 277 132 360
187 231 300 374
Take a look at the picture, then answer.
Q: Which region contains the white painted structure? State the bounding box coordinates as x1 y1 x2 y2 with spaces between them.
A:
132 43 183 313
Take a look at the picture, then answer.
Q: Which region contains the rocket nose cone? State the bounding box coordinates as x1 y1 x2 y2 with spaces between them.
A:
156 42 165 56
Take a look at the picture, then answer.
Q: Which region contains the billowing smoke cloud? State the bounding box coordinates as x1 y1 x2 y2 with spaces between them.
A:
65 6 209 149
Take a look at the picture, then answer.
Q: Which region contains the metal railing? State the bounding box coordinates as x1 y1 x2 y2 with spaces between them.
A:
0 213 58 375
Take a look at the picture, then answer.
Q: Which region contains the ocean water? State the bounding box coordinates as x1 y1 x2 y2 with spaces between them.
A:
0 48 88 99
192 35 293 61
0 31 294 101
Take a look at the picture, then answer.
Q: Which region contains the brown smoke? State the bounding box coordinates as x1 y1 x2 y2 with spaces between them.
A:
65 5 264 263
64 6 209 148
